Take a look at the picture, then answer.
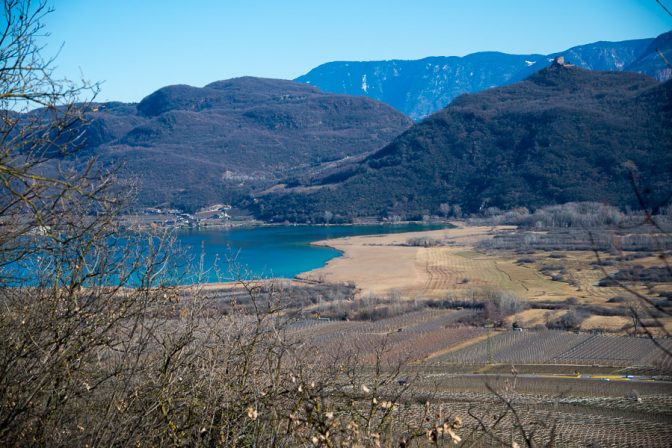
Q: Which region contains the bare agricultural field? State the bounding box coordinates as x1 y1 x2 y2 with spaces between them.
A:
287 309 486 364
284 307 672 370
401 387 672 448
432 329 672 369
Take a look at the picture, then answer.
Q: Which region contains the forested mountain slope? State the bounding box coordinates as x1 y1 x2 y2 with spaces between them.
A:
73 77 412 211
257 63 672 223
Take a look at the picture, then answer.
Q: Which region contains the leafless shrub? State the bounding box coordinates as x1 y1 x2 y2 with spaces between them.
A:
406 236 443 247
546 308 589 331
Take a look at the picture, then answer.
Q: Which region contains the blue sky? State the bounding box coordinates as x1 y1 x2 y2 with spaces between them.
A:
45 0 672 103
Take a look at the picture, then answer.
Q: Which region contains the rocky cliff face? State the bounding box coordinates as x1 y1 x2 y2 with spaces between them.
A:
296 33 670 120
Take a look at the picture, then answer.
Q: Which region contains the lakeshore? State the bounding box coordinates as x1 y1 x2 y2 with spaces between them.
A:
172 222 450 282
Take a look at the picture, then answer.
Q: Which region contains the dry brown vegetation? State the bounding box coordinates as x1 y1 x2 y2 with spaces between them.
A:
2 2 671 446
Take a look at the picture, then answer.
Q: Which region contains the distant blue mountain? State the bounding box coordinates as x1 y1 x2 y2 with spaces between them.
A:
626 30 672 82
296 32 670 120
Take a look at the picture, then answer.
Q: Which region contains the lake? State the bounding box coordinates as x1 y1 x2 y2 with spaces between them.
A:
174 223 447 282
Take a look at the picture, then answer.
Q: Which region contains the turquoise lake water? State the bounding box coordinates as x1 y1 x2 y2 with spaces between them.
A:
174 223 447 282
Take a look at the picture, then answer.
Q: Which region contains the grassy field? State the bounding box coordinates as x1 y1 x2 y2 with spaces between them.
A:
416 247 575 300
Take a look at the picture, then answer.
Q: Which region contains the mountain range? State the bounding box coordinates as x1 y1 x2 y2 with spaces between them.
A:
55 31 672 217
296 30 672 120
77 77 411 211
255 62 672 223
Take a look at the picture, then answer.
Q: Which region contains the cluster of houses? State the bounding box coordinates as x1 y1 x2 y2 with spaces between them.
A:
143 204 232 228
